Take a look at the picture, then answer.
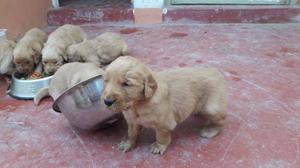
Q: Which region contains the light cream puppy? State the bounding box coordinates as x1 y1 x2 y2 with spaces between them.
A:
34 62 104 105
13 28 47 75
42 24 86 75
66 32 129 66
0 40 16 75
102 56 227 155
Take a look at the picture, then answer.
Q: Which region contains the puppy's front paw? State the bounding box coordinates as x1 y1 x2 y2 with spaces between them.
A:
118 140 135 152
150 142 168 155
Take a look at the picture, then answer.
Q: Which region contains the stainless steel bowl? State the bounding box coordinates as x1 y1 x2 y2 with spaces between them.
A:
52 75 120 130
7 72 53 100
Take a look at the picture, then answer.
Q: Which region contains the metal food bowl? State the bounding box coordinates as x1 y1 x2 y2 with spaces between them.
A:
52 75 120 130
7 72 53 99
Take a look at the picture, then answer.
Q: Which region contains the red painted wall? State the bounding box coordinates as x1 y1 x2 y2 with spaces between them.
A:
0 0 52 40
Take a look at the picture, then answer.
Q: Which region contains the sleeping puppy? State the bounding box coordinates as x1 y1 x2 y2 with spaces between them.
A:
66 32 129 67
13 28 47 76
0 39 16 75
102 56 227 155
42 24 86 75
34 62 104 105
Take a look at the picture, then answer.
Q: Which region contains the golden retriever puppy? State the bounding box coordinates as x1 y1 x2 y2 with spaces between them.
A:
42 24 86 75
34 62 104 105
66 32 129 66
13 28 47 75
102 56 227 155
0 40 16 75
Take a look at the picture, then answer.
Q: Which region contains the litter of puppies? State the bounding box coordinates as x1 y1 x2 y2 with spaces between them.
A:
0 24 127 79
0 24 227 155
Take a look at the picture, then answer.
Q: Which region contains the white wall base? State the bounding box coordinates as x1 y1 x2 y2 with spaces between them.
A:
51 0 59 8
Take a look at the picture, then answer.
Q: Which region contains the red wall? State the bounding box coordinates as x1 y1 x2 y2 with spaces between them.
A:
0 0 52 40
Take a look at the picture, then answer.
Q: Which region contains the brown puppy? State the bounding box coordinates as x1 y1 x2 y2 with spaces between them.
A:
34 62 104 105
66 32 129 66
0 40 16 75
102 56 227 155
13 28 47 75
42 24 86 75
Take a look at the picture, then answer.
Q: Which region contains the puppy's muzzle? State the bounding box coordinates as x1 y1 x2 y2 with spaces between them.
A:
104 99 116 107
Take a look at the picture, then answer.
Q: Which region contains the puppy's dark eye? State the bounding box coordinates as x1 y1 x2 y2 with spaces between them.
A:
53 60 57 65
122 81 132 87
122 81 131 87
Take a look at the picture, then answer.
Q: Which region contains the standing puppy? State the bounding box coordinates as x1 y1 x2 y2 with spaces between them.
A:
66 32 129 67
13 28 47 76
42 24 86 75
0 40 15 75
102 56 227 155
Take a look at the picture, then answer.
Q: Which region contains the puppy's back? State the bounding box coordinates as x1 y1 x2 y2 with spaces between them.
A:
94 32 128 64
157 67 225 86
14 28 47 56
96 32 123 42
0 40 15 74
16 28 47 47
49 62 104 99
24 28 47 43
46 24 86 47
0 40 15 58
157 67 226 99
95 32 127 50
156 67 226 121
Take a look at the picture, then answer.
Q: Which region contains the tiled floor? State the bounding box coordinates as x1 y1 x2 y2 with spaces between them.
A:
1 23 300 168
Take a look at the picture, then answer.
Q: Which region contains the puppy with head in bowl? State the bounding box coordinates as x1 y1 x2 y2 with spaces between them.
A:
42 24 86 75
13 28 47 76
34 62 104 105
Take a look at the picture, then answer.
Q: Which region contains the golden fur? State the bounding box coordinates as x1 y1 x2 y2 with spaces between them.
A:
66 32 129 66
102 56 227 155
42 24 86 74
34 62 104 105
0 40 16 75
13 28 47 75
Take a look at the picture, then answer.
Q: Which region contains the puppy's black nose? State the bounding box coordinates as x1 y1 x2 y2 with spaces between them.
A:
104 99 115 106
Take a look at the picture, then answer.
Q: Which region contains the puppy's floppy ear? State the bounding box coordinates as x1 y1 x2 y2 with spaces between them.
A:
31 42 42 64
143 69 157 99
66 46 73 56
31 52 41 65
96 48 103 56
59 48 68 62
62 53 68 62
32 42 42 53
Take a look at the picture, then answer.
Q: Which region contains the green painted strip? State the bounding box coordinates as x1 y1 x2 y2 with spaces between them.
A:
289 0 298 5
171 0 290 5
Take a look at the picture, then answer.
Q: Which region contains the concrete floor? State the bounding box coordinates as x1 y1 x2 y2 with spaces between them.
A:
1 23 300 168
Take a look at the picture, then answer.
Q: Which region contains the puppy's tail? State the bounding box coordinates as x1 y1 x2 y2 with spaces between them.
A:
34 87 49 105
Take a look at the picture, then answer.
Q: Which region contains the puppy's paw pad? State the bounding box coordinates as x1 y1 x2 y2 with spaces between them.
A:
118 140 134 152
150 142 167 155
200 126 221 138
